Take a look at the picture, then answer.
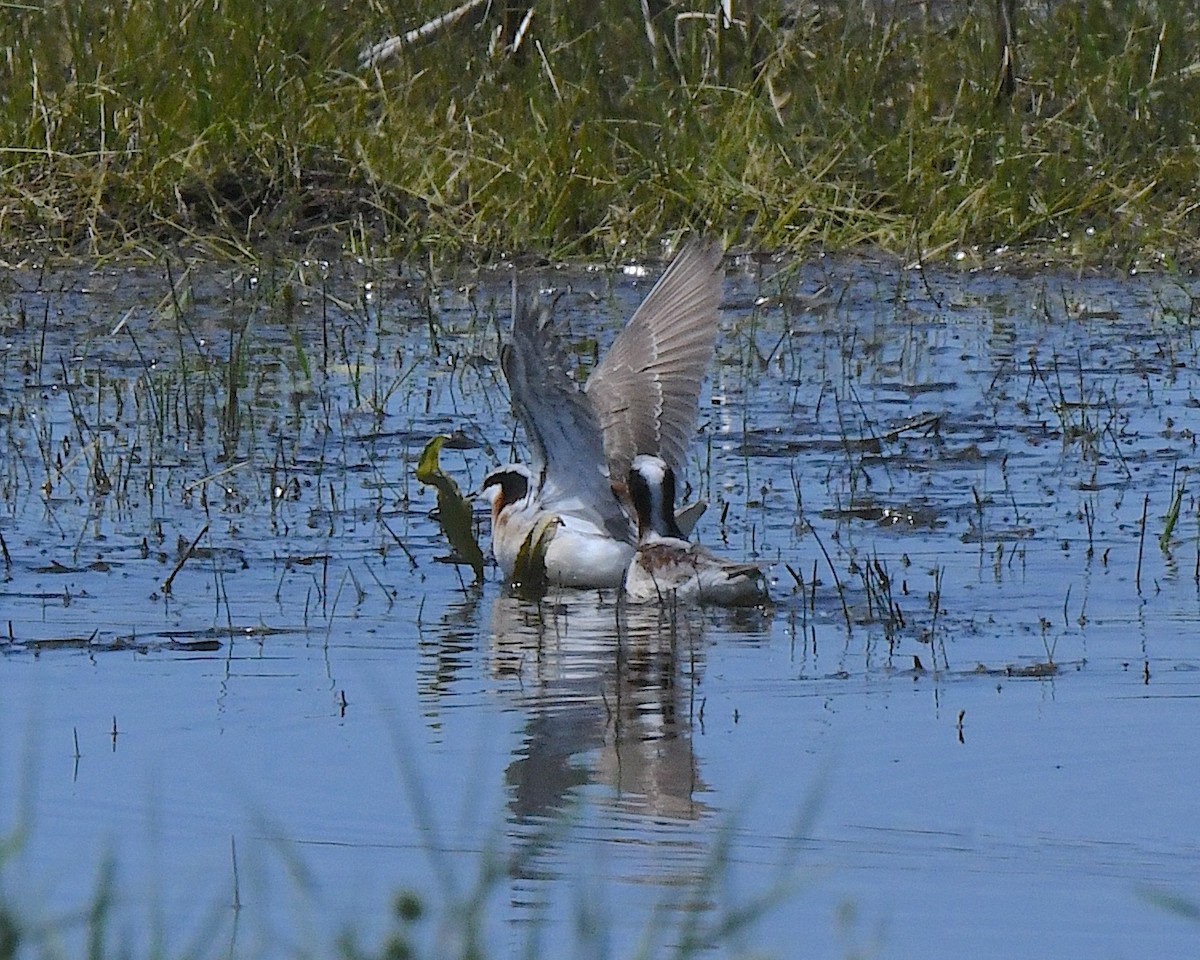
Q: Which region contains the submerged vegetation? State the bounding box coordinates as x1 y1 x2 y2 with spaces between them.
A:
2 0 1200 265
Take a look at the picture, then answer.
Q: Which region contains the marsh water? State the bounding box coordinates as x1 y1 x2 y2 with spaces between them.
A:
1 250 1198 958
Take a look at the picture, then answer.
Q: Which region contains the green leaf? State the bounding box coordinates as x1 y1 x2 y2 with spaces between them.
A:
416 435 485 582
511 514 558 600
1159 481 1184 552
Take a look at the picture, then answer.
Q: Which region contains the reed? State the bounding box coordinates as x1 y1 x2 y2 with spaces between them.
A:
1 1 1199 264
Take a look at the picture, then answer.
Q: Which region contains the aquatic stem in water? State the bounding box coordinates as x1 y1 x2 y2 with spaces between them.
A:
1159 470 1183 553
1136 493 1149 594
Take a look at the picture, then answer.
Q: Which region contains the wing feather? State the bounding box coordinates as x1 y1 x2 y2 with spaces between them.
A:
501 297 633 543
585 238 724 492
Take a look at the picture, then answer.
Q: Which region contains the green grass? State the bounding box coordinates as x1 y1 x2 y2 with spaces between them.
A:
2 0 1200 265
0 794 817 960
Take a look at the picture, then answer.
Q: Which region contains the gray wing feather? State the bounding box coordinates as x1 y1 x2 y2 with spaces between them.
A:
585 238 724 490
502 297 633 542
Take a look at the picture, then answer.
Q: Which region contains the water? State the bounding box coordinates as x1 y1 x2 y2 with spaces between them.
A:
1 253 1198 958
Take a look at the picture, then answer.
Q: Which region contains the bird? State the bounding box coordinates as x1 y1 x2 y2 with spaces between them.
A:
482 461 633 589
483 238 724 591
623 454 770 607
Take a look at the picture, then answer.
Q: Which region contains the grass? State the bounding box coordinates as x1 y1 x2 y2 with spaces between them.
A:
0 802 816 960
2 0 1200 265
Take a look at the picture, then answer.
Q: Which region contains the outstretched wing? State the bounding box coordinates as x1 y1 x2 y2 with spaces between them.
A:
585 238 724 494
501 295 633 543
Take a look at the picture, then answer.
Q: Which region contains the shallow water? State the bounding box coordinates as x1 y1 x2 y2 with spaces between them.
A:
1 253 1198 958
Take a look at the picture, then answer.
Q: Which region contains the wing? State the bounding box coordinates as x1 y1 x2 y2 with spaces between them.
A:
501 295 634 543
585 238 723 495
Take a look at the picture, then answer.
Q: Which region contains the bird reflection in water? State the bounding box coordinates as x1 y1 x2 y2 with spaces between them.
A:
488 593 711 824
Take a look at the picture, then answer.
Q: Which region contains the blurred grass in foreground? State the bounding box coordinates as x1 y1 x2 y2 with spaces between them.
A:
0 765 821 960
1 0 1199 266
